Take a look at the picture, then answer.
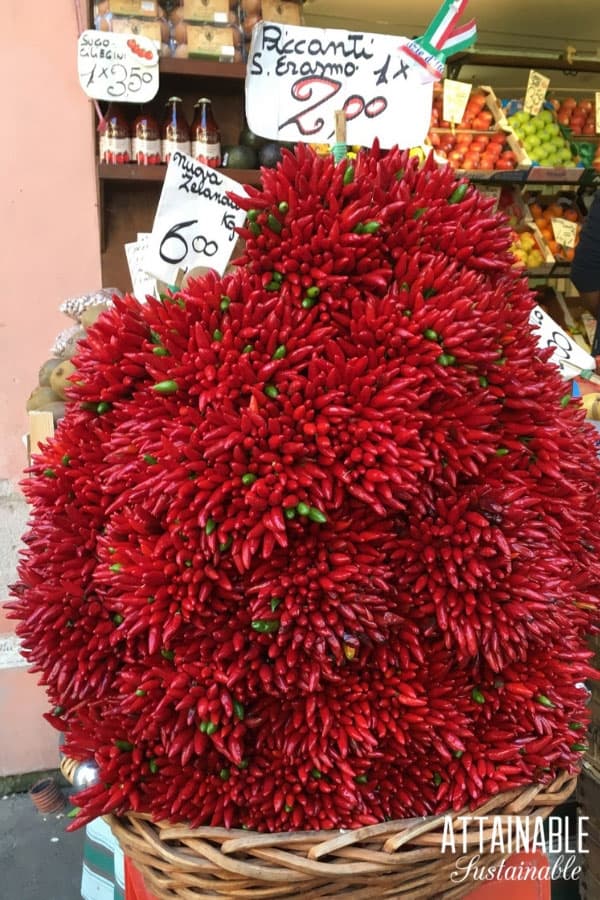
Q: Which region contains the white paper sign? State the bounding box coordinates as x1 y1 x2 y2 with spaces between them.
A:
523 70 550 117
551 217 578 249
529 305 594 377
125 233 158 301
77 30 159 103
246 23 434 149
443 79 472 125
145 152 247 285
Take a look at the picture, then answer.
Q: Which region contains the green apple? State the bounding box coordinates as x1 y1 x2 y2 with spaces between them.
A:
538 109 554 124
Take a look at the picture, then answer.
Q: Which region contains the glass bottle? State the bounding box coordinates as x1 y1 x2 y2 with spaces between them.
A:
161 96 190 164
100 104 131 165
133 106 162 166
191 98 221 168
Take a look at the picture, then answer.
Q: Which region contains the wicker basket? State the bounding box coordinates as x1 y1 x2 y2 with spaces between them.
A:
76 771 576 900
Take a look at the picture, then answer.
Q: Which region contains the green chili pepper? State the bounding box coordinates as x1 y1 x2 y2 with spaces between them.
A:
437 354 456 366
149 759 158 774
479 376 489 387
149 330 162 344
301 297 316 309
114 740 134 752
402 309 412 317
266 280 280 291
43 468 56 478
213 329 223 342
219 768 230 780
152 380 179 394
448 183 469 204
219 537 232 552
536 694 555 708
284 507 296 520
242 472 256 486
249 221 260 236
206 721 218 735
161 649 174 661
251 619 279 633
61 455 70 465
97 401 112 415
272 271 283 283
272 345 286 360
266 214 282 234
147 596 155 604
296 502 310 516
560 394 571 408
472 688 486 704
143 454 158 465
311 768 322 779
571 743 588 752
343 164 354 185
234 701 245 721
242 344 253 354
270 596 282 611
109 563 122 572
264 384 279 398
453 750 464 758
412 207 427 220
152 346 169 357
205 518 217 535
53 706 64 716
395 169 405 180
306 286 320 298
220 295 231 310
135 689 145 697
433 772 443 786
569 722 585 730
284 804 294 812
278 201 289 214
237 759 249 769
199 721 208 733
495 447 509 456
423 329 439 341
112 614 124 625
247 209 257 222
67 807 81 818
354 774 368 784
423 288 437 298
363 220 381 233
353 223 365 234
308 507 327 523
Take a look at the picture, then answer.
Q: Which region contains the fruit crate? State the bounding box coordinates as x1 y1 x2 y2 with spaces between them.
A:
504 100 583 184
521 190 584 263
427 85 531 182
510 222 555 275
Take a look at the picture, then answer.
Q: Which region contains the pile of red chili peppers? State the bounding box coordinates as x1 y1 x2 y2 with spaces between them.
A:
9 144 600 832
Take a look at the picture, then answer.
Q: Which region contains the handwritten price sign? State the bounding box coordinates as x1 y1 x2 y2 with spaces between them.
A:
145 153 247 285
246 23 434 149
442 79 472 125
551 217 578 249
529 305 594 378
523 69 550 116
77 30 159 103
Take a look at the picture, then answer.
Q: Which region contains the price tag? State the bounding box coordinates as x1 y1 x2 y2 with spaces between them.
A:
125 233 158 301
77 30 159 103
523 69 550 116
476 185 501 211
529 305 594 377
595 92 600 134
246 23 434 149
442 79 472 125
551 217 578 249
145 153 248 285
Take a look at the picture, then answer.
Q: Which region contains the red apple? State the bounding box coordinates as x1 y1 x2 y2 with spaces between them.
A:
583 122 596 135
479 156 495 170
562 97 577 109
496 158 516 170
579 100 593 113
557 113 571 126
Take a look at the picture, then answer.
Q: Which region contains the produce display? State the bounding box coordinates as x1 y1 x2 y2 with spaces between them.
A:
506 108 577 167
10 145 600 833
527 196 581 262
427 89 520 171
509 228 547 270
554 96 597 137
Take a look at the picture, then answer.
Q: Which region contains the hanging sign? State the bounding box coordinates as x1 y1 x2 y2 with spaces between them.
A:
523 70 550 116
77 30 159 103
245 23 434 149
145 153 247 285
551 217 578 249
125 233 158 301
443 78 472 125
529 305 594 377
399 0 477 82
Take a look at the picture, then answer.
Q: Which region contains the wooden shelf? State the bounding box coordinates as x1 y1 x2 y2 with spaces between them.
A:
98 163 262 187
159 58 246 80
448 50 600 77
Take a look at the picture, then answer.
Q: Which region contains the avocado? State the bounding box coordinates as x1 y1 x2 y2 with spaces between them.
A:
239 126 266 150
258 142 283 169
225 145 259 169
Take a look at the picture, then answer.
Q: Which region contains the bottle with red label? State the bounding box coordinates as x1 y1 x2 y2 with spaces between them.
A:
100 104 131 165
161 96 190 164
133 106 162 166
191 98 221 168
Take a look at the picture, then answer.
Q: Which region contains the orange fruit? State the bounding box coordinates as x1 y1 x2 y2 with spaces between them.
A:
530 203 543 218
564 208 579 222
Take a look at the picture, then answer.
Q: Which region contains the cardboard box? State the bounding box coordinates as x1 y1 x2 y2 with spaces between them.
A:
111 15 163 43
261 0 303 25
187 24 235 61
511 222 555 276
110 0 158 17
183 0 230 24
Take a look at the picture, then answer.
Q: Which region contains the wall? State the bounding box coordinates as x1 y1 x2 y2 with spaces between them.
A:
0 0 101 774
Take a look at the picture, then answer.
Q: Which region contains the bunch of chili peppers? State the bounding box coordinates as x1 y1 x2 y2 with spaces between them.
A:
8 143 600 832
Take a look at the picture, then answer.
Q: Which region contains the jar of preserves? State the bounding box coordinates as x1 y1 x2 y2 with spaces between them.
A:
100 104 131 165
133 106 162 166
161 96 190 164
191 98 221 168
